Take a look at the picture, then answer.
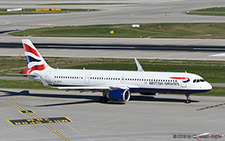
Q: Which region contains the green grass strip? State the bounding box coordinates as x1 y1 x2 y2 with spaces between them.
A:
196 87 225 96
195 7 225 12
10 23 225 38
187 7 225 16
1 56 225 83
188 13 225 16
0 79 49 89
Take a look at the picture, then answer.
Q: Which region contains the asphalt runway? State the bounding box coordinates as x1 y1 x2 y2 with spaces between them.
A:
1 37 225 61
0 88 225 141
1 0 225 32
1 44 225 61
2 41 225 51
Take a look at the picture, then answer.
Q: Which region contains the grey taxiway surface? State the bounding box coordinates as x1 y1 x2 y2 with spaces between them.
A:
0 88 225 141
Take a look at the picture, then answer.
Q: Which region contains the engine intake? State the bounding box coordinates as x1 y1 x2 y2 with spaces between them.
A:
108 89 131 102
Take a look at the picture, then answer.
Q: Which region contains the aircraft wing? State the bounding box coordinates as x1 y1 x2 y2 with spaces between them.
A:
57 86 110 90
56 84 139 90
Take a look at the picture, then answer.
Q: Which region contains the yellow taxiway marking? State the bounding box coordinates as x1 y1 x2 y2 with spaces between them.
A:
44 124 69 141
0 98 69 141
197 103 225 111
8 117 72 125
1 99 25 110
0 126 109 136
19 110 35 114
0 20 10 26
0 104 19 109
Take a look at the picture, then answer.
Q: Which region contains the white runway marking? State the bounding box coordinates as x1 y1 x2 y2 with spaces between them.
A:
210 53 225 57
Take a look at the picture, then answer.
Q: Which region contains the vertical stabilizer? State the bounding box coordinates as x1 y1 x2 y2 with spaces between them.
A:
20 39 50 74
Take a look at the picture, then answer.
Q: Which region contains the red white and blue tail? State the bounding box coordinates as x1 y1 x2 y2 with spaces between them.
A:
20 39 50 75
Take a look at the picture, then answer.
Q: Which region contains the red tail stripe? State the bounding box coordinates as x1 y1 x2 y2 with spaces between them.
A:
31 64 45 71
20 70 29 77
20 64 46 75
170 77 190 80
23 43 40 57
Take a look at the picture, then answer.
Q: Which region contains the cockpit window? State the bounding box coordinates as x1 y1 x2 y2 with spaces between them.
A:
193 79 205 83
200 79 205 82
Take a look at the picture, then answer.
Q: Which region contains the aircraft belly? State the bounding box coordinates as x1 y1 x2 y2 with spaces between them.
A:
134 88 211 94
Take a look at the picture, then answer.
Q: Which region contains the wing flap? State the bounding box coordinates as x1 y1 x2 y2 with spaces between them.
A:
56 84 139 90
57 86 110 90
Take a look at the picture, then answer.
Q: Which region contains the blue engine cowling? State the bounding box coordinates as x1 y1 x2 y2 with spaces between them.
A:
108 89 131 102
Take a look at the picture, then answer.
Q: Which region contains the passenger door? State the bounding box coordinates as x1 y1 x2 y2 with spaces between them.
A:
85 74 90 84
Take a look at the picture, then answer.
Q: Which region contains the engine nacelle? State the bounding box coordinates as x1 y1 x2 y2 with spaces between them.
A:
108 89 131 102
140 92 158 95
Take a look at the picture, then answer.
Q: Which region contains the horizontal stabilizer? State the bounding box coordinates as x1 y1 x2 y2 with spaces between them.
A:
7 73 37 77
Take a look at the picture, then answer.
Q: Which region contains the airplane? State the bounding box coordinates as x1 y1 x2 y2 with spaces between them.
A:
18 39 212 104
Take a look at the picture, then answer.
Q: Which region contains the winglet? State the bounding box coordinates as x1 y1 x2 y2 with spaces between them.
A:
134 58 144 72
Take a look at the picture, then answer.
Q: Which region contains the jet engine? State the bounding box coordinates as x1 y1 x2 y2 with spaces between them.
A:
108 89 131 102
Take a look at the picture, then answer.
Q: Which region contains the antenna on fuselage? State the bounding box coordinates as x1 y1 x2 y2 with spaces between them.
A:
134 58 144 72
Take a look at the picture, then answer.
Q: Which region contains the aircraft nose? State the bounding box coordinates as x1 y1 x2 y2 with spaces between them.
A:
200 82 212 91
206 82 212 90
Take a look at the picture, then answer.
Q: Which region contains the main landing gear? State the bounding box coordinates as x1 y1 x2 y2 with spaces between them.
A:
185 94 191 103
99 91 109 103
99 96 108 103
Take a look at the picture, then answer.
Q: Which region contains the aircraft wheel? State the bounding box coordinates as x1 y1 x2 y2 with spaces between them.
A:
185 94 191 104
99 97 108 103
185 99 191 104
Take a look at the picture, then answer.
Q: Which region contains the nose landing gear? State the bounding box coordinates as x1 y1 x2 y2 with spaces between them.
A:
185 94 191 103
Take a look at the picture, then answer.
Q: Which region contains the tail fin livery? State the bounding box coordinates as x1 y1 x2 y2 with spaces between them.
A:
20 39 50 75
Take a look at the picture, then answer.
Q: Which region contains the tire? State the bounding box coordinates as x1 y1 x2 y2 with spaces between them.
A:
99 97 108 103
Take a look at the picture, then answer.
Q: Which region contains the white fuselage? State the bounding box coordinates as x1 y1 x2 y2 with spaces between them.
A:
33 68 212 94
21 39 212 103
